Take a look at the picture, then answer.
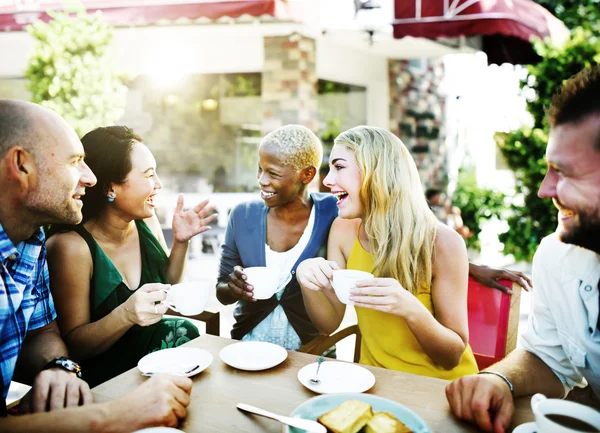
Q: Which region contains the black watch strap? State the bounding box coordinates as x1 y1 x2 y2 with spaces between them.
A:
41 357 83 379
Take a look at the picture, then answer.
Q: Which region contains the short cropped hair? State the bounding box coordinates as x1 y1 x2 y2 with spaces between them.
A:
0 100 36 158
548 66 600 149
259 125 323 171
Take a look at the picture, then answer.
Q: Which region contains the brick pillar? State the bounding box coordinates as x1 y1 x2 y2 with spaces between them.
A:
262 34 318 134
389 58 447 190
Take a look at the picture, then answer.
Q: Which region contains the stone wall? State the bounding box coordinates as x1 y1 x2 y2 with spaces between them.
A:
389 58 447 190
262 34 318 134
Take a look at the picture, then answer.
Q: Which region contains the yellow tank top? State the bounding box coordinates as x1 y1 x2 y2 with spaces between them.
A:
348 237 479 380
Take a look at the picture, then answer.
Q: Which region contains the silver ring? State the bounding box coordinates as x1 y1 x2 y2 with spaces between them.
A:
154 304 158 315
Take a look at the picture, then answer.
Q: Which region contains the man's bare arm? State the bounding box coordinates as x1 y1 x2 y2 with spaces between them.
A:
493 349 565 398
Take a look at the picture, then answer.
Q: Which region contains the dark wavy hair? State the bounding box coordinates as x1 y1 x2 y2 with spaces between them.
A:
47 126 142 236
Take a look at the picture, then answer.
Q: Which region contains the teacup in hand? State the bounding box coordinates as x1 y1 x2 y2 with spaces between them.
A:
331 270 374 304
243 266 292 300
527 393 600 432
163 282 211 316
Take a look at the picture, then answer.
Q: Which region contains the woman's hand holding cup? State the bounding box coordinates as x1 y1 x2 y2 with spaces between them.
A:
296 258 340 292
122 283 171 326
227 266 255 302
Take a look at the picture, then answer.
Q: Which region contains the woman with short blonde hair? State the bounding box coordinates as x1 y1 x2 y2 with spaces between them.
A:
216 124 338 350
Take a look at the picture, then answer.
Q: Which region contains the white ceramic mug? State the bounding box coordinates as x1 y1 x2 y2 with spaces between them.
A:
243 266 292 300
162 282 211 316
515 393 600 433
331 269 374 304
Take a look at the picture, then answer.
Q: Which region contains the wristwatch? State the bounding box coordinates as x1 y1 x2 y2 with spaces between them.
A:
41 357 83 379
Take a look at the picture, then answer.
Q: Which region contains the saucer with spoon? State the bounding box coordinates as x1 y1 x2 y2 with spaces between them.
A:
297 358 375 394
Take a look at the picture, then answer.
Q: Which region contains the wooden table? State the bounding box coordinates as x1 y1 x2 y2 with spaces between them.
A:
93 335 534 432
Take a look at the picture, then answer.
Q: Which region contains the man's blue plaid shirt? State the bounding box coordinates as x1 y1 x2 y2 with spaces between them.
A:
0 223 56 399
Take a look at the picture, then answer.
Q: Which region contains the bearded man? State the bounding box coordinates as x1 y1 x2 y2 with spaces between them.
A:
445 66 600 433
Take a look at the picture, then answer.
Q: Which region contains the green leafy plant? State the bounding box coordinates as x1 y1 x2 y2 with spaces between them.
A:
221 74 261 97
495 27 600 261
534 0 600 34
320 118 341 144
25 9 126 137
452 169 508 251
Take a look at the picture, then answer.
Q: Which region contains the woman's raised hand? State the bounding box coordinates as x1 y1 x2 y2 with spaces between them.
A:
122 283 171 326
296 258 340 292
227 266 255 302
172 194 218 243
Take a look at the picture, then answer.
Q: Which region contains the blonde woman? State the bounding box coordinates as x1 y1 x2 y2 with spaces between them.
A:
296 126 478 379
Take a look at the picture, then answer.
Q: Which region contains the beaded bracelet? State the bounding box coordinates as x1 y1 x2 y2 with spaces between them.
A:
478 371 514 395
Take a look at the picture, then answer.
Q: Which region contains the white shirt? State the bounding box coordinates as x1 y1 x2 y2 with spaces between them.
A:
241 207 315 350
519 233 600 397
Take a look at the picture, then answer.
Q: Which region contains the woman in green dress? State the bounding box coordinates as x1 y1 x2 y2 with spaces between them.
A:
46 126 217 387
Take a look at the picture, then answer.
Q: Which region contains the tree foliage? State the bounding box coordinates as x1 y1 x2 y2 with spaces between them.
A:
452 169 508 251
25 10 126 137
535 0 600 33
496 25 600 261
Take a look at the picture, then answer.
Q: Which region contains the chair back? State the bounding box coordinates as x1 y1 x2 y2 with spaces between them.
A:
467 276 521 370
298 324 362 362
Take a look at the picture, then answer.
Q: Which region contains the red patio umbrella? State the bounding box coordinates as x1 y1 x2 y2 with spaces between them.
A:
393 0 569 64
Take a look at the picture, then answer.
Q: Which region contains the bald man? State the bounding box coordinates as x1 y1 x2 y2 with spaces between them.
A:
0 100 192 432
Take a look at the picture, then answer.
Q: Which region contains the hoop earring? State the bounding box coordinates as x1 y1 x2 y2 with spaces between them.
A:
108 192 116 203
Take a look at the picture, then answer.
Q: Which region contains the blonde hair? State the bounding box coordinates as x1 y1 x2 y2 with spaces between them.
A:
335 126 438 295
259 124 323 171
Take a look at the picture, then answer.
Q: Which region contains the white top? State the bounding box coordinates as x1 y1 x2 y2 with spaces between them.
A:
242 207 316 350
519 233 600 397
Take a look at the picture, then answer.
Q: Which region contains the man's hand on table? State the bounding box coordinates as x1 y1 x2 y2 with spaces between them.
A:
445 373 514 433
108 375 193 430
19 368 93 413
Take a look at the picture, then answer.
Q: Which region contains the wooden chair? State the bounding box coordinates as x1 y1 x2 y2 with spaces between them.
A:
467 276 521 370
298 324 362 362
164 309 221 336
299 277 522 369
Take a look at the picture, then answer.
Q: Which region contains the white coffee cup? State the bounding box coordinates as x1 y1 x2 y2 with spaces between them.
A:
520 393 600 433
331 269 374 304
243 266 292 300
163 282 211 316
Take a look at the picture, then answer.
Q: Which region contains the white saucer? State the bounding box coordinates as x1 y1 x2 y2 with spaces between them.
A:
7 381 31 408
138 347 213 377
297 361 376 394
512 422 537 433
219 341 288 371
132 428 184 433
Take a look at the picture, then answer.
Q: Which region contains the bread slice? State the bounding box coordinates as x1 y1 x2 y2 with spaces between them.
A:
364 411 413 433
317 399 373 433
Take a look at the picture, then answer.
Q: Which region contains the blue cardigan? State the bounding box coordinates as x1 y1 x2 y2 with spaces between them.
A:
217 193 338 344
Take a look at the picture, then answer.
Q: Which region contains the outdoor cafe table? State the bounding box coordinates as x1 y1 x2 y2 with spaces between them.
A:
92 335 535 432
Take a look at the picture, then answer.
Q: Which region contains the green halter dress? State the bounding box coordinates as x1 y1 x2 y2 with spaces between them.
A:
73 220 199 387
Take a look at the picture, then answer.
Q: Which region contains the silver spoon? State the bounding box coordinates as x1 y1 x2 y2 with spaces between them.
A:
142 364 200 377
237 403 326 433
309 356 325 384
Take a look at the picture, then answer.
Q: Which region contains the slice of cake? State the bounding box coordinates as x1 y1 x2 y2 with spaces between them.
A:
317 399 373 433
364 411 413 433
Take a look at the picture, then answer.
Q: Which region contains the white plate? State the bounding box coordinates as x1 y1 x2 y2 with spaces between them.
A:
132 429 184 433
137 347 213 377
297 361 376 394
7 381 31 408
219 341 288 371
512 422 537 433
